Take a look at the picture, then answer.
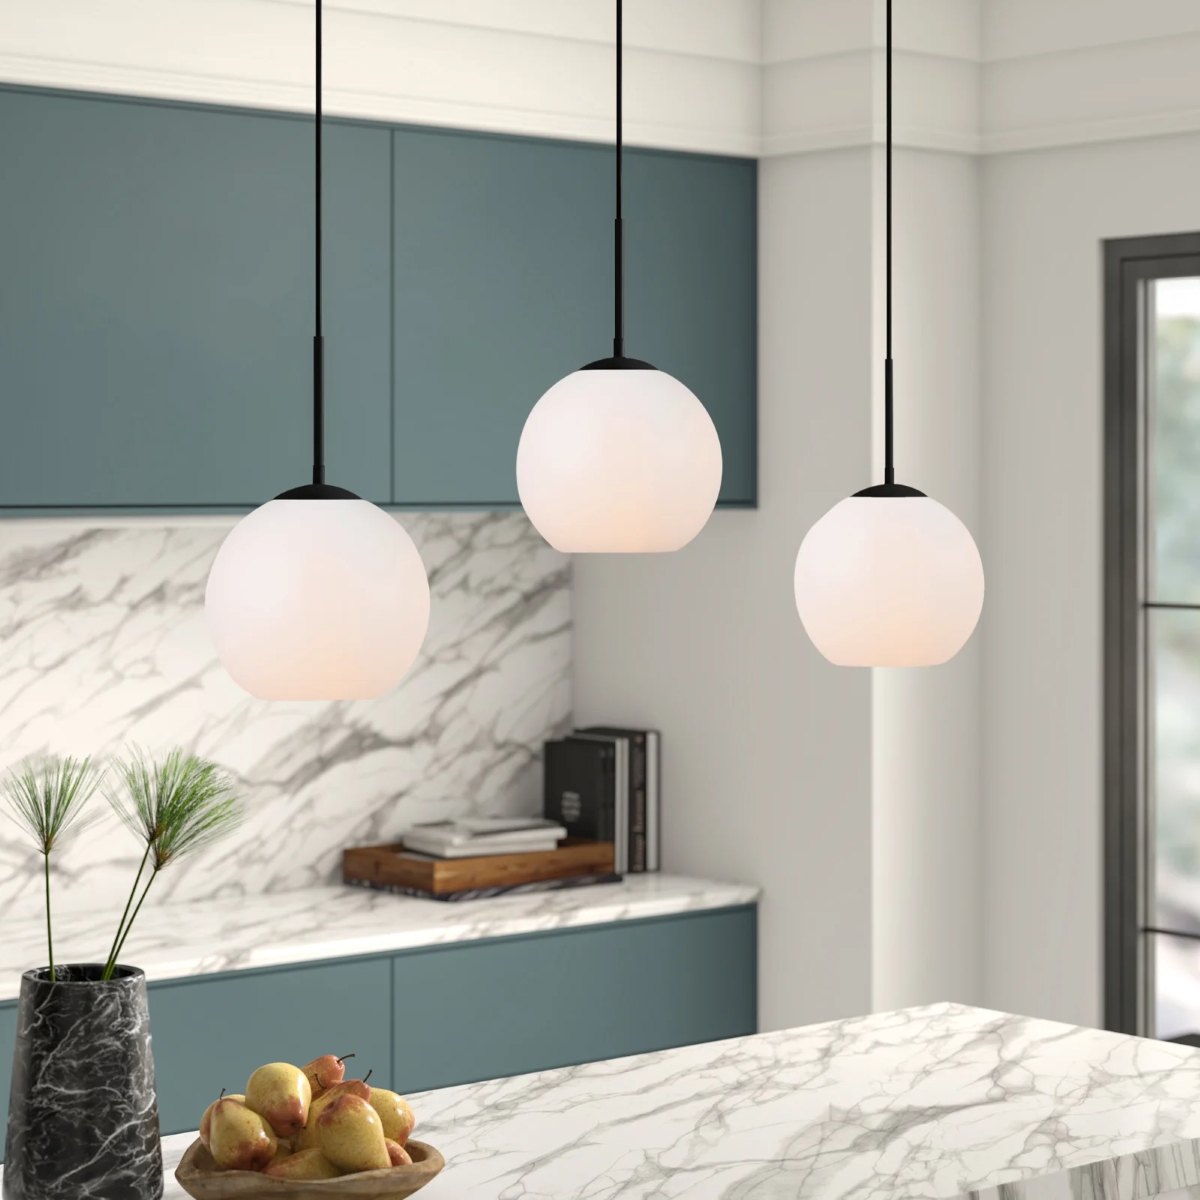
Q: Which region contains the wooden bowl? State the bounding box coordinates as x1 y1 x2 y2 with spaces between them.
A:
174 1139 444 1200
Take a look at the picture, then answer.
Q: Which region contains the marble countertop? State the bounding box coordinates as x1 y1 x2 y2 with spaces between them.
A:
0 874 759 1002
147 1001 1200 1200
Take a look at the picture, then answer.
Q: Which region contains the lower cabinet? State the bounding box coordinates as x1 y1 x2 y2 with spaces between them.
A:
148 956 394 1135
0 905 756 1149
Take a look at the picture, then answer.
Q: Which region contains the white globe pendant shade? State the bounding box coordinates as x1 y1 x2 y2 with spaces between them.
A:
517 367 722 553
794 494 984 667
206 499 430 700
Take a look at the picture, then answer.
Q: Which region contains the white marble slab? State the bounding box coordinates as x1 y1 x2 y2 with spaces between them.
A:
144 1003 1200 1200
0 874 760 1001
0 513 571 923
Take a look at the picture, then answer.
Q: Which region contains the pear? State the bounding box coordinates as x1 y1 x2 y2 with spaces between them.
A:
301 1054 352 1098
316 1094 390 1173
369 1089 415 1146
200 1093 244 1150
385 1139 412 1167
263 1148 343 1180
245 1062 312 1137
297 1080 372 1150
271 1136 295 1161
208 1097 277 1171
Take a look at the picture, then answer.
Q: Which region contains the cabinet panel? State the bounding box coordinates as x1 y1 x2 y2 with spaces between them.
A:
0 88 391 507
391 906 757 1093
625 149 758 505
0 1002 14 1154
147 956 392 1136
391 129 758 507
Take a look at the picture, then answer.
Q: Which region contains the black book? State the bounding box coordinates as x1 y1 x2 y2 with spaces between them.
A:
567 732 629 873
543 738 617 846
578 726 657 873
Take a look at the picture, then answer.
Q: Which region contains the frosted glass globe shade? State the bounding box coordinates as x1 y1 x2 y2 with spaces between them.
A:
794 495 984 667
206 499 430 700
516 368 722 553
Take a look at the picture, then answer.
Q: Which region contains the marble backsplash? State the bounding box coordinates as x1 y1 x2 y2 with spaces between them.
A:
0 513 571 922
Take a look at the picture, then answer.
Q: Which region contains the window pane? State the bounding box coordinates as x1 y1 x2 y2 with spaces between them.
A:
1151 277 1200 603
1153 931 1200 1041
1152 608 1200 932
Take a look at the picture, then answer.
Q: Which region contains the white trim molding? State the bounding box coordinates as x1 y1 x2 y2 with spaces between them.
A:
5 1 1200 159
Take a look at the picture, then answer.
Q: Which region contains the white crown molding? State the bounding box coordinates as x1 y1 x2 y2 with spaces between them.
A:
0 0 761 156
981 30 1200 156
6 1 1200 160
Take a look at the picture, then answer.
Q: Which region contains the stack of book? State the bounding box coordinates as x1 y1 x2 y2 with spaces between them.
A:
543 726 661 874
402 817 567 858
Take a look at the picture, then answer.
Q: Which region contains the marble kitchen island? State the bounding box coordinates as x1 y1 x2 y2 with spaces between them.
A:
146 1001 1200 1199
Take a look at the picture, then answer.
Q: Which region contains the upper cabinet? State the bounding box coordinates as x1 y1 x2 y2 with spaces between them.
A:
0 87 757 512
391 129 757 507
0 88 391 507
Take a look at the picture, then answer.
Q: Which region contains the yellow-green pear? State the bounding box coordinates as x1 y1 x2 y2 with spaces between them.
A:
316 1094 390 1173
263 1148 343 1180
297 1079 372 1150
208 1097 277 1171
369 1089 415 1146
385 1138 412 1167
245 1062 311 1137
200 1093 244 1150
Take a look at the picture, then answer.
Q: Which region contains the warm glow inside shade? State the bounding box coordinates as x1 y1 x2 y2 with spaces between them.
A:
794 495 984 667
517 368 722 553
206 499 430 700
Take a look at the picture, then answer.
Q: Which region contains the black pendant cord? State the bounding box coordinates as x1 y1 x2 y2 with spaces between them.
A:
853 0 921 499
883 0 894 488
613 0 624 360
581 0 652 375
312 0 326 487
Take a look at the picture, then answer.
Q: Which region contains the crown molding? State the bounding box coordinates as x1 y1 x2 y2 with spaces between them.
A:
6 1 1200 160
0 0 761 157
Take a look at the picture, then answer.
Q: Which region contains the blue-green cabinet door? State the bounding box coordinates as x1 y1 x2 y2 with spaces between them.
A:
0 87 391 507
391 128 757 507
391 906 757 1093
147 956 392 1136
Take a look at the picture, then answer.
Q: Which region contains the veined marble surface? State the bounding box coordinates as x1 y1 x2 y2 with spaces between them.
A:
147 1003 1200 1200
0 875 760 1001
0 514 570 924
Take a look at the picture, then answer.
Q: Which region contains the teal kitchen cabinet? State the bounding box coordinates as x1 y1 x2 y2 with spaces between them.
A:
0 906 755 1149
147 955 393 1135
0 85 756 511
390 906 758 1093
0 86 392 507
391 127 758 507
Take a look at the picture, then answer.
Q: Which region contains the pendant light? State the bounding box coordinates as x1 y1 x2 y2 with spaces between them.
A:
793 0 983 667
516 0 722 554
205 0 430 701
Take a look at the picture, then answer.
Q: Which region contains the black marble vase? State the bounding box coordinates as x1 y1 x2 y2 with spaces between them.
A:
4 965 163 1200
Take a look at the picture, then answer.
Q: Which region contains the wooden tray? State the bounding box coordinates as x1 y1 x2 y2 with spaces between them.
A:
175 1139 443 1199
343 838 615 896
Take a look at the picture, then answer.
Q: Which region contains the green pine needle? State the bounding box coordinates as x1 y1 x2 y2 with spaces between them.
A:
2 755 105 980
107 748 245 870
103 749 244 979
3 755 103 855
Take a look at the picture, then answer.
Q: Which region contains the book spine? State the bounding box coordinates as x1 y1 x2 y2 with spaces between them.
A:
601 745 616 845
630 733 647 873
646 732 660 871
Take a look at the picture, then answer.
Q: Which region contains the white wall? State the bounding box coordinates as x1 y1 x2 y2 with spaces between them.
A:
574 148 876 1031
872 147 983 1012
982 130 1200 1027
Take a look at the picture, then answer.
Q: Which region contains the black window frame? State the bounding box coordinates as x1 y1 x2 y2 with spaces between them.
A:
1105 231 1200 1036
